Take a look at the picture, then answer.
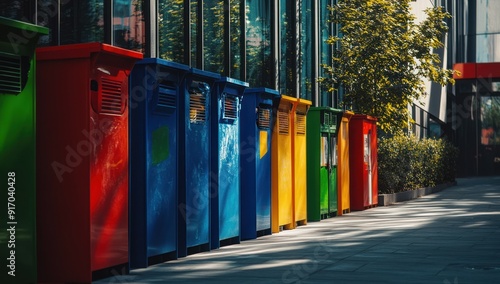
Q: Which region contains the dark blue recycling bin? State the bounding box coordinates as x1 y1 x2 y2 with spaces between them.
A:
178 68 221 257
210 77 248 249
240 88 280 240
129 58 189 268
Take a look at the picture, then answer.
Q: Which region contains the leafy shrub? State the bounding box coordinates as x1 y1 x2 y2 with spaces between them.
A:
378 135 458 193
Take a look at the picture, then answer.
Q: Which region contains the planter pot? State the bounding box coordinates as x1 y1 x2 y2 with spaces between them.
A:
378 181 457 206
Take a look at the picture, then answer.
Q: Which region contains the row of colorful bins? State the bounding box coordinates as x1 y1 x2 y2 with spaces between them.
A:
0 17 378 283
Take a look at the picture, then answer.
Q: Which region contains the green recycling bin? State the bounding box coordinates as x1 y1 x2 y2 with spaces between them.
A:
0 17 48 284
306 107 341 221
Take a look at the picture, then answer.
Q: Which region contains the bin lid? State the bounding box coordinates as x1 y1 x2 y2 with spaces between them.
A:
188 67 221 82
244 87 280 98
352 114 377 121
0 17 48 56
134 57 190 73
308 106 342 114
217 76 248 97
36 42 143 61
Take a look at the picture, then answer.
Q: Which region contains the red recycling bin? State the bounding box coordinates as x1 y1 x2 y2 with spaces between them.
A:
36 43 142 283
349 114 378 210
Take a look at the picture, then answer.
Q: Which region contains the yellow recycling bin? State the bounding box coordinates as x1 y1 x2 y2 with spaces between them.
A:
271 95 294 233
337 110 354 215
293 98 312 226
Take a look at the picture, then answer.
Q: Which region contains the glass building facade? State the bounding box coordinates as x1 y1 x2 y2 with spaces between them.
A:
0 0 338 106
451 0 500 176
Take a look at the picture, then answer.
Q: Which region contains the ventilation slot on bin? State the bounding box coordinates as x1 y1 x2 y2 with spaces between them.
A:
222 94 239 122
0 53 22 94
156 85 176 114
257 106 272 129
100 78 124 115
296 114 306 135
278 110 289 135
189 81 208 123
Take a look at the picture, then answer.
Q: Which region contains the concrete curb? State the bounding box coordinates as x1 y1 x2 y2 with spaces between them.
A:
378 181 458 206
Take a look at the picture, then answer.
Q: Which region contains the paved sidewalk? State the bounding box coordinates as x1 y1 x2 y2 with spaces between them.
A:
98 177 500 283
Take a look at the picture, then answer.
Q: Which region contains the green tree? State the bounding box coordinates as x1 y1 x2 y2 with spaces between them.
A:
320 0 456 133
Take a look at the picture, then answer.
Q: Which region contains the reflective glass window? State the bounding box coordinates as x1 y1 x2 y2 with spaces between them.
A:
279 0 293 96
475 34 500 63
0 0 33 22
158 0 184 62
204 0 224 73
60 0 104 45
113 0 144 53
246 0 272 88
230 0 241 79
319 0 332 106
300 0 313 100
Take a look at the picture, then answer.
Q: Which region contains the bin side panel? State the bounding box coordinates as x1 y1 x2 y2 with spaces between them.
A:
371 121 378 206
129 65 148 268
306 111 321 221
89 70 129 271
36 58 92 283
240 96 257 240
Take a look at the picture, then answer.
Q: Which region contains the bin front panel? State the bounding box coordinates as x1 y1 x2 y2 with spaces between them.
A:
294 103 309 223
184 78 211 248
217 94 241 240
212 78 247 244
337 111 353 214
89 62 130 271
349 114 377 210
328 132 338 213
271 99 293 232
145 69 179 257
240 88 276 239
329 135 338 214
129 60 185 268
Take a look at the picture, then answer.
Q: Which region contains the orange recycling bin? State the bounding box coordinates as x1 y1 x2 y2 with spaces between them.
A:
337 110 354 215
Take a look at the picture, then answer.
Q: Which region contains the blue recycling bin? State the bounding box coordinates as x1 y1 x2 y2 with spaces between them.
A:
210 77 248 249
178 68 221 257
240 88 280 240
129 58 189 268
